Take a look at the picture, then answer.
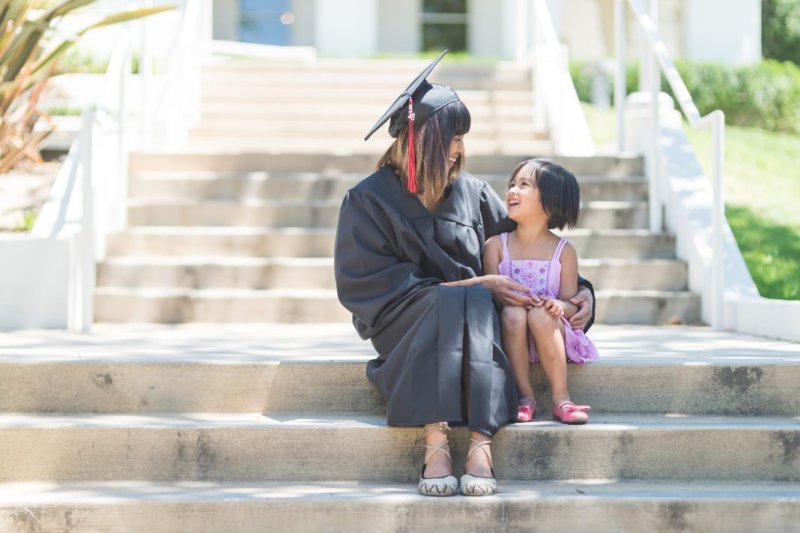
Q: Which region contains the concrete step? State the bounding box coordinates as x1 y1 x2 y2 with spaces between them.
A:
596 289 701 325
1 480 797 532
105 228 676 260
200 87 535 107
189 121 546 140
93 288 350 323
96 257 687 291
128 172 647 203
1 324 796 416
199 101 537 122
0 413 796 482
106 227 338 258
129 152 644 177
184 136 555 156
0 480 800 533
126 199 647 230
94 288 698 324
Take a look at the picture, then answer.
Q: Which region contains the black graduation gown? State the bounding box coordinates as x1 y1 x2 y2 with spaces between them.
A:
334 166 519 435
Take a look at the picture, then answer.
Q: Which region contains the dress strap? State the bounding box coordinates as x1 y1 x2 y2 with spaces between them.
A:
500 232 511 261
551 238 568 262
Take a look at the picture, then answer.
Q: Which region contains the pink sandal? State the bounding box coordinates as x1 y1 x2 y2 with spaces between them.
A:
517 398 537 423
552 401 590 425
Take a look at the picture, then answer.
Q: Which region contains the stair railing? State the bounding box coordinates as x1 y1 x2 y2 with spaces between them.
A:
30 29 133 332
141 0 208 149
615 0 726 330
528 0 594 155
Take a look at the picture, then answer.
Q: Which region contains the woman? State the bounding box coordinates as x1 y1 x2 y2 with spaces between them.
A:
334 51 595 497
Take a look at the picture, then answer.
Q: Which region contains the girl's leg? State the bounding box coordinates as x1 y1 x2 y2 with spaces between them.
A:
527 307 570 406
501 306 535 402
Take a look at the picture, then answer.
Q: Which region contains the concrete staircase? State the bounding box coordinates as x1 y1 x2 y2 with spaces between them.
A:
8 57 793 531
97 151 700 325
0 324 798 531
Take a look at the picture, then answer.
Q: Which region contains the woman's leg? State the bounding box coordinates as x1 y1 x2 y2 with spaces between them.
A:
463 431 493 477
423 422 453 478
501 306 535 402
527 307 570 406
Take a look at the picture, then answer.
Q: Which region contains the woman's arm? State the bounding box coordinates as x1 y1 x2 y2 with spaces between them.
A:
442 237 537 306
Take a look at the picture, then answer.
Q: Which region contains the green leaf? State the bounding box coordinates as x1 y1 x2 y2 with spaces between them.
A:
76 5 174 35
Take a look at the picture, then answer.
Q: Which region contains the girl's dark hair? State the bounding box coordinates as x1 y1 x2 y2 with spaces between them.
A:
508 158 580 230
378 99 471 200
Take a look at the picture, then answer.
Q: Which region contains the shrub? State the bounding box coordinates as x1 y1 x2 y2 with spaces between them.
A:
571 59 800 135
763 0 800 65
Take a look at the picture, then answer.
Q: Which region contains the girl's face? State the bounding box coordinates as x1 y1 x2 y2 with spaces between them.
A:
506 168 543 222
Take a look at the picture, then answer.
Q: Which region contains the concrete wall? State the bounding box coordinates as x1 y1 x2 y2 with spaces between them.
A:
377 0 418 54
0 236 72 330
470 0 504 57
557 0 760 65
315 0 378 56
683 0 761 65
291 0 316 47
212 0 239 41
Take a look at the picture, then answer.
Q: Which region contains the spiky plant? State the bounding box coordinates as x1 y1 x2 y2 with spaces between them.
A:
0 0 172 172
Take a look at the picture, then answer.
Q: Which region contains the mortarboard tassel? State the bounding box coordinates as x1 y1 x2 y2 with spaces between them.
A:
406 97 417 193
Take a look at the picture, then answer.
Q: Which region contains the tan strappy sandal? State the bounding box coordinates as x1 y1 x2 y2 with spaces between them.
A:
418 422 458 497
459 438 498 496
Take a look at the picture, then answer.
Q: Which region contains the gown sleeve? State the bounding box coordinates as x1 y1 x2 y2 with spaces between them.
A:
334 189 439 333
479 181 516 239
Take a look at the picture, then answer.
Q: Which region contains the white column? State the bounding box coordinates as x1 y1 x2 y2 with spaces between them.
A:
315 0 378 56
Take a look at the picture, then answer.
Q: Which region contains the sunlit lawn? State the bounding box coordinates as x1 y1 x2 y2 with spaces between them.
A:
582 102 800 300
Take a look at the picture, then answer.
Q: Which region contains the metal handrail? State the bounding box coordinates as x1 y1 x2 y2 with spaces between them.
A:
615 0 725 330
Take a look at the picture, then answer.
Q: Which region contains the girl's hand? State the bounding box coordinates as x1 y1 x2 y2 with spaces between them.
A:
543 298 566 319
569 287 594 330
481 275 540 307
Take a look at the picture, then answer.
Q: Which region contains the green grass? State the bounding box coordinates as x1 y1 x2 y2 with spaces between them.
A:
581 102 800 300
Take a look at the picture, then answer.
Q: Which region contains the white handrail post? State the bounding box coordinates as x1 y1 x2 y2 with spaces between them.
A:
80 108 96 333
647 0 662 232
141 0 153 150
614 0 626 152
711 110 725 330
117 32 131 230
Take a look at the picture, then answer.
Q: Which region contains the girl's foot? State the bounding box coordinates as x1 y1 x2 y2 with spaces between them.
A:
552 401 591 424
517 397 537 423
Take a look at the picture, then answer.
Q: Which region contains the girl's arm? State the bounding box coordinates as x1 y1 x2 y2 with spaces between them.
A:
553 241 580 318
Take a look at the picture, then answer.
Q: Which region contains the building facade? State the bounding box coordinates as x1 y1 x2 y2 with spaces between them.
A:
211 0 761 64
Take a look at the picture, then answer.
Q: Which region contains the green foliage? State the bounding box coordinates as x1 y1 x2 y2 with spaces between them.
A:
13 209 36 232
571 59 800 134
762 0 800 65
0 0 173 173
726 206 800 300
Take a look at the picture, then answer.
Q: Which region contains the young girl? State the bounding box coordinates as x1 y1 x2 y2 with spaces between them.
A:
484 159 599 425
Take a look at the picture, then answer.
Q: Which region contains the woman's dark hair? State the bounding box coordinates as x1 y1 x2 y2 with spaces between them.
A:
378 99 471 201
508 159 580 230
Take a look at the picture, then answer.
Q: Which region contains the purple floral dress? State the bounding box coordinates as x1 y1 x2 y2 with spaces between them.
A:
497 232 599 365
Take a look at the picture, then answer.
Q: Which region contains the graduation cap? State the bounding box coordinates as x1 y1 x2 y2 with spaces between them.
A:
364 50 460 193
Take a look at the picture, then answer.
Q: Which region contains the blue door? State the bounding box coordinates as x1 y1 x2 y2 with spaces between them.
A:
239 0 292 45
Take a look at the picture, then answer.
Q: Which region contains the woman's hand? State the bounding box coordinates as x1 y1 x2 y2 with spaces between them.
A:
568 286 594 330
481 275 540 307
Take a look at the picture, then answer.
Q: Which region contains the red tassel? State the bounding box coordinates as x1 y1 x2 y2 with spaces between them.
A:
406 97 417 193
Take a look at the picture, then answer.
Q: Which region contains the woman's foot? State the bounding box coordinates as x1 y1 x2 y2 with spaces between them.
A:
552 401 591 424
517 397 537 423
418 422 458 496
460 436 497 496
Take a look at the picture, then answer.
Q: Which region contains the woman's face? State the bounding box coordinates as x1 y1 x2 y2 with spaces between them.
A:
447 135 465 171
